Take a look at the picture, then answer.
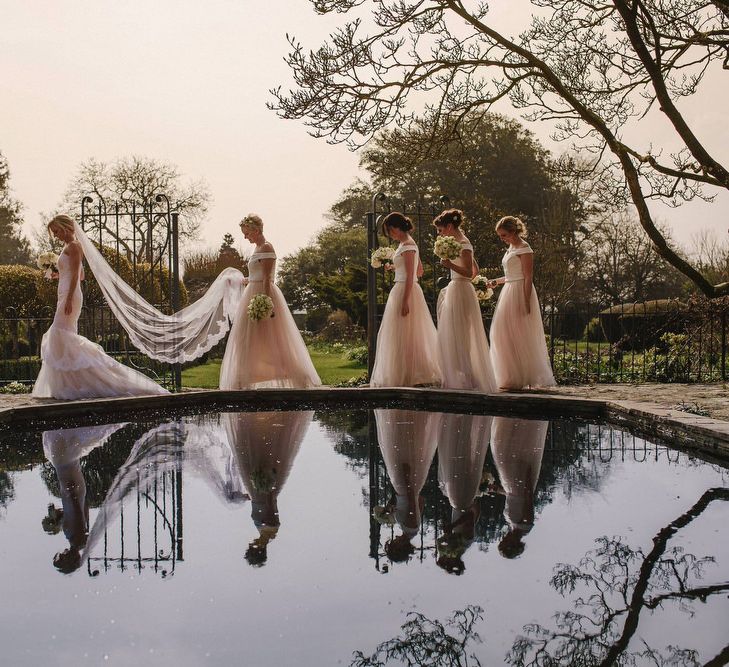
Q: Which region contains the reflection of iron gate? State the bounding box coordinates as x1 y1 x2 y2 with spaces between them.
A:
86 464 183 577
80 195 182 390
366 193 451 377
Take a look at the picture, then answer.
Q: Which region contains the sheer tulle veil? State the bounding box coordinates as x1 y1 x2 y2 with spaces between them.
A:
74 220 245 364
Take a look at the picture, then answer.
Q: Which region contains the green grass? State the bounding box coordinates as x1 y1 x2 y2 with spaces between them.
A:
181 346 367 388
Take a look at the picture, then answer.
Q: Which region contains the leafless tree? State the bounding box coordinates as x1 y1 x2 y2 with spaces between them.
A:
271 0 729 296
61 156 209 262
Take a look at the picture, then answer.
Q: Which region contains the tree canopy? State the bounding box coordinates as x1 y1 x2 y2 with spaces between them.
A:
272 0 729 297
0 151 30 266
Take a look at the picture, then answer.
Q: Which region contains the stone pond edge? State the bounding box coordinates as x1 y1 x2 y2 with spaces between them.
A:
1 387 727 462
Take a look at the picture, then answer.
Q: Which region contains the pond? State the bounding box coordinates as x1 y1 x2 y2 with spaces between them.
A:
0 408 727 666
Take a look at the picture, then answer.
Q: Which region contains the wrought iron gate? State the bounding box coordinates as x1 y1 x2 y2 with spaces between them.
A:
80 195 182 390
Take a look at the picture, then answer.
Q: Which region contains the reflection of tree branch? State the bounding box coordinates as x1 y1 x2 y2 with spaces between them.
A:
509 487 729 666
600 487 729 667
350 605 484 667
704 643 729 667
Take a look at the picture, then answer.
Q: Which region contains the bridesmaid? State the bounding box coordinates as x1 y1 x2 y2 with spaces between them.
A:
488 216 556 389
434 209 496 392
370 212 441 388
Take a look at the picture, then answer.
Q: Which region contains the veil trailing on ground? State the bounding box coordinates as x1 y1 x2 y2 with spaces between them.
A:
74 221 246 364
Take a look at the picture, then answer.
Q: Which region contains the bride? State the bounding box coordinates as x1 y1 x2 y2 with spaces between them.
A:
219 214 320 390
32 215 169 400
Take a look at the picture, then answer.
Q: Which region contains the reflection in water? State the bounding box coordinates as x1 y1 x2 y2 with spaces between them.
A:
350 605 485 667
224 410 313 566
490 417 548 560
374 409 439 564
507 487 729 667
436 414 492 575
42 423 127 573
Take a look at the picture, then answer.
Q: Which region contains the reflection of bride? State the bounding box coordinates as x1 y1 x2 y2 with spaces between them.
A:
435 413 492 575
490 417 548 559
374 409 439 563
224 410 313 566
42 423 127 573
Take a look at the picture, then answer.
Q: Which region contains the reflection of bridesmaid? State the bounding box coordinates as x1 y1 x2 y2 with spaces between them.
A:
224 410 313 567
490 417 548 559
374 409 439 563
435 413 492 574
42 424 126 573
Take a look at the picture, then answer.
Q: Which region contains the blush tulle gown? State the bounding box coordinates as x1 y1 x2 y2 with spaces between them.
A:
489 243 556 389
436 237 496 392
219 248 321 390
370 244 441 387
32 248 168 400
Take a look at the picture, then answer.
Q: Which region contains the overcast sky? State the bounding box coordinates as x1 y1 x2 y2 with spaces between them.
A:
2 0 727 260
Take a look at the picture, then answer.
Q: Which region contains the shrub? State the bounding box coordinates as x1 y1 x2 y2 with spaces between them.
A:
582 317 605 342
345 345 368 365
598 299 686 349
0 380 31 394
316 309 366 343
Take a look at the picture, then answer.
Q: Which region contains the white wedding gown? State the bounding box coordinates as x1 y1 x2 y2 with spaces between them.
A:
32 247 169 400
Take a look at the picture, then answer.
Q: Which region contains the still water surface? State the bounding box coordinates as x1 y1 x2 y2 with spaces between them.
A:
0 409 727 666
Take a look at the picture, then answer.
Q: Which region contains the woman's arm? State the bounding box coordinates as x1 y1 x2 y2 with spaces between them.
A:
64 242 83 315
519 252 534 315
259 243 276 314
441 248 475 278
416 256 424 278
401 248 416 317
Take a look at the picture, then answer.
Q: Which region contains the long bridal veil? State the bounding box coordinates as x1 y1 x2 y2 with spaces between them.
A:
74 220 246 364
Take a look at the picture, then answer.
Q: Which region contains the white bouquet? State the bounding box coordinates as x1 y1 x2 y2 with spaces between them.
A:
36 251 60 279
471 275 494 303
370 246 395 269
434 235 462 260
247 293 274 321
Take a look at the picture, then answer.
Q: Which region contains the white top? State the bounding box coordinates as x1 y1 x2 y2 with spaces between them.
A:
393 243 419 283
502 243 533 282
248 251 277 282
450 238 474 281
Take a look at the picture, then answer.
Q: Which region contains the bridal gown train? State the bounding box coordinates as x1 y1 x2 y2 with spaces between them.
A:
32 248 168 400
219 249 321 390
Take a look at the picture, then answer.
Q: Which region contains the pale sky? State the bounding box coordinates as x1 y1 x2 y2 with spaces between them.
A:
2 0 727 261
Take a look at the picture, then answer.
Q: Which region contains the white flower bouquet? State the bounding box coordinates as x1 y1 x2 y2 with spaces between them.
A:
471 275 494 303
370 246 395 269
247 293 274 321
36 251 60 279
433 235 462 260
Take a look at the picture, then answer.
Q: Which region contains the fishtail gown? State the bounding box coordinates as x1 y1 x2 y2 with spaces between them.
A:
32 247 168 400
436 237 497 392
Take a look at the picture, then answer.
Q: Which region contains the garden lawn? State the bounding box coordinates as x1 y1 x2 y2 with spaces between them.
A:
181 346 367 388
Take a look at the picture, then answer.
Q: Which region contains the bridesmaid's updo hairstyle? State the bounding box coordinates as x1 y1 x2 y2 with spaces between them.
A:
381 211 413 236
48 214 75 235
495 215 528 239
240 213 264 231
433 208 464 229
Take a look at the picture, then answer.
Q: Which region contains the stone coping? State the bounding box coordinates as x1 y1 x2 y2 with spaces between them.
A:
1 388 728 463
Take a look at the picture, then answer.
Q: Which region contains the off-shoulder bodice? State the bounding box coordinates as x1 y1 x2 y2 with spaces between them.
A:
248 251 277 282
393 243 419 283
502 243 533 282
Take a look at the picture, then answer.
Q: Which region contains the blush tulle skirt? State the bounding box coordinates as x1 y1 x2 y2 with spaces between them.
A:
219 282 321 390
437 280 497 392
370 283 441 388
489 281 556 389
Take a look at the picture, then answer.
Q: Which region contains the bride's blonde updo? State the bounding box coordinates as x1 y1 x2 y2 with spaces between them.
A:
240 213 264 231
48 214 75 235
495 215 528 239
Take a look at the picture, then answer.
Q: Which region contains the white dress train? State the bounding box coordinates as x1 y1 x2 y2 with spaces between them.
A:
436 238 497 392
489 243 556 389
219 249 321 390
370 244 441 387
32 248 169 400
